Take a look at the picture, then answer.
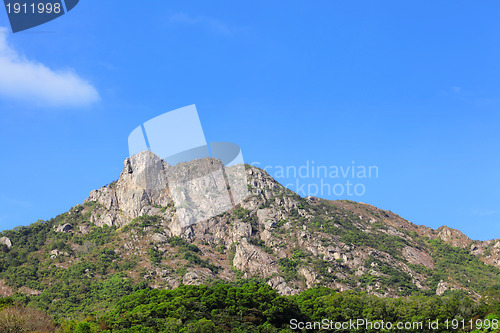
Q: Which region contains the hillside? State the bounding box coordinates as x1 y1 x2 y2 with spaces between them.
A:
0 151 499 324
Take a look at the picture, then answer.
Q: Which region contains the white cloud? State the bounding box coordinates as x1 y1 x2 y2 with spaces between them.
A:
0 27 100 107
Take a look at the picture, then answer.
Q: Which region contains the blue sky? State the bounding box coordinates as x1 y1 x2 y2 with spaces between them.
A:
1 1 499 240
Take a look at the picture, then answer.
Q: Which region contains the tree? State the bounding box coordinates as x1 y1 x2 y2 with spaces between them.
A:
186 318 216 333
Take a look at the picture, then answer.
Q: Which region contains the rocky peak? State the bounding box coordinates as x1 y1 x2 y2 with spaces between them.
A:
64 154 500 297
85 152 264 235
86 151 172 227
435 226 472 248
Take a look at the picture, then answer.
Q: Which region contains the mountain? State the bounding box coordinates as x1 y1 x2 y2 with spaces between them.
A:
0 151 499 321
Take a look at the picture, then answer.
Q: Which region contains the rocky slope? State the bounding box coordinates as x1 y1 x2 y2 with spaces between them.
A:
0 152 499 308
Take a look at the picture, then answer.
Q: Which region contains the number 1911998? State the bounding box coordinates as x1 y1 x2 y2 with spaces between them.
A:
6 2 62 14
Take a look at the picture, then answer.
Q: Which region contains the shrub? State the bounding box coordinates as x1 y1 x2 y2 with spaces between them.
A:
0 306 55 333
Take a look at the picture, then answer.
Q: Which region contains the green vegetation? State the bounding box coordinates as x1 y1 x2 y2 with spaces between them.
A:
232 207 258 232
167 236 200 253
1 283 499 332
121 215 163 234
361 256 419 296
248 237 273 254
425 239 500 294
0 209 148 320
278 257 299 282
308 202 409 259
183 251 220 273
1 175 500 332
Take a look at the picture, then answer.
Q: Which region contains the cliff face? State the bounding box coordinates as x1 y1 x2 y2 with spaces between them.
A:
1 152 499 302
86 151 171 227
86 151 247 235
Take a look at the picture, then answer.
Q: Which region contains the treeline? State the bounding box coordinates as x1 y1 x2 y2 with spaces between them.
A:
1 283 499 332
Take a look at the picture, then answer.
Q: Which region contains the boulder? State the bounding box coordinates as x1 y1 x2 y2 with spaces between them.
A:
55 223 73 233
0 237 12 248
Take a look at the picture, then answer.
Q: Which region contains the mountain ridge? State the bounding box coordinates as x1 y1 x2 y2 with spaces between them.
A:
0 151 499 319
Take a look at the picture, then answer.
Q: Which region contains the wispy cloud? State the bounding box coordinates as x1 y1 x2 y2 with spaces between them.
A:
0 27 100 107
169 13 235 35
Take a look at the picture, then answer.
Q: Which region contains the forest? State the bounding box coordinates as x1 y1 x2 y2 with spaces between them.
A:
1 282 499 332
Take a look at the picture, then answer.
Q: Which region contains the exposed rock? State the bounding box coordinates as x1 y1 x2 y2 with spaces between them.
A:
55 223 73 233
0 237 12 248
143 267 171 281
85 152 248 234
166 277 181 289
86 151 172 227
232 238 279 277
298 267 318 288
385 226 405 237
402 246 434 269
435 281 469 296
436 281 450 296
18 286 41 296
151 233 168 243
260 229 272 244
232 222 252 242
78 225 90 234
50 249 69 259
0 278 42 297
355 266 367 277
0 279 14 297
305 196 320 204
257 209 276 229
267 276 300 296
470 243 483 256
182 268 213 285
166 158 237 228
436 226 472 248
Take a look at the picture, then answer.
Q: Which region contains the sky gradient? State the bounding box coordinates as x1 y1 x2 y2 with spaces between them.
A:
1 1 499 240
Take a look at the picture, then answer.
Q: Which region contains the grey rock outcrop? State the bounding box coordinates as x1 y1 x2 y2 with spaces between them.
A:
86 151 171 227
85 151 248 235
436 281 450 296
55 223 73 233
436 226 472 248
267 276 300 296
78 225 90 234
402 246 434 269
151 233 168 243
0 237 12 248
298 267 319 288
50 249 69 259
182 268 214 285
232 238 279 277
